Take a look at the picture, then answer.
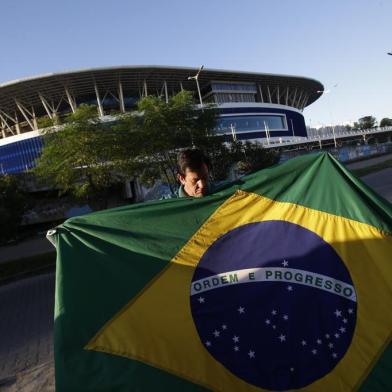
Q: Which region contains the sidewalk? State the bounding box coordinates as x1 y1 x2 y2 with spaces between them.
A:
0 237 54 265
0 273 54 389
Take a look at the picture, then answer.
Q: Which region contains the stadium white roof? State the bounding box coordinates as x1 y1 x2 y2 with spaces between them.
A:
0 66 323 118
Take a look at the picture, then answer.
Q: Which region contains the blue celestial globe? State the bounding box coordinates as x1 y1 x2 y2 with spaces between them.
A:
190 220 357 390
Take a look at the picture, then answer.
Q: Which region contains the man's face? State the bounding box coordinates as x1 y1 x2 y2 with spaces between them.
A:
178 163 209 197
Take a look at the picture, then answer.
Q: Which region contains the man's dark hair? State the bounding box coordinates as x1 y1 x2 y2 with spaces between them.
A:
177 149 210 176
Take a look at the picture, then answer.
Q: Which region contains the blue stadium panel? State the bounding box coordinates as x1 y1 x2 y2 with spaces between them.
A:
216 107 306 140
0 136 43 174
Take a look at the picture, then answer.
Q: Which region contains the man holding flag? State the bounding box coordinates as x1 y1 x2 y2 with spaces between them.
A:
50 152 392 391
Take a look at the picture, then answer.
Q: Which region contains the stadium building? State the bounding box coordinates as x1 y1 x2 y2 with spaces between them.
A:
0 66 323 175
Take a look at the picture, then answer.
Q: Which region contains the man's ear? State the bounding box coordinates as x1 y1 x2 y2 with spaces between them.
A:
177 173 186 185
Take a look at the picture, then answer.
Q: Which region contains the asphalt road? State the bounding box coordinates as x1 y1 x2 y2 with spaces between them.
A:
346 153 392 170
361 168 392 203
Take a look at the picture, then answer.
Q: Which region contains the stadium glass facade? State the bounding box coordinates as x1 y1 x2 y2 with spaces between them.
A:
0 134 42 174
0 66 323 174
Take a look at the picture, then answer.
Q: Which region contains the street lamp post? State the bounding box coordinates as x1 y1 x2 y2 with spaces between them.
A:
230 123 237 142
188 65 204 109
331 124 337 148
317 85 338 148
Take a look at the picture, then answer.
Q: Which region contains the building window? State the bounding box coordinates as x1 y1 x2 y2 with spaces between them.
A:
214 93 256 104
216 115 288 134
211 82 257 93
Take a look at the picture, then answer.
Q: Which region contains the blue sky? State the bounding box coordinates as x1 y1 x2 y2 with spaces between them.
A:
1 0 391 126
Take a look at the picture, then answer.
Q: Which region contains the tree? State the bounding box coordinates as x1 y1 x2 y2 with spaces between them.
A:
380 118 392 127
356 116 377 130
34 104 130 207
0 175 27 244
114 91 222 187
35 92 279 205
344 124 353 131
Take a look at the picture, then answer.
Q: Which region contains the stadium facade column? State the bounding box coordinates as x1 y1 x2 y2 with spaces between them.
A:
15 100 36 131
14 114 21 134
296 91 304 109
39 93 54 119
64 87 77 113
31 106 38 130
143 80 148 97
0 113 14 135
93 81 104 117
164 81 168 103
267 86 272 103
258 85 264 103
301 94 309 110
118 80 125 113
292 88 298 108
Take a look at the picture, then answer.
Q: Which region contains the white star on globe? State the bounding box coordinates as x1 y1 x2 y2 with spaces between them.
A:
271 309 277 315
334 333 340 339
222 324 227 330
287 285 293 291
290 367 294 372
205 341 211 347
312 349 317 355
343 318 348 324
332 353 338 358
213 330 220 338
248 350 255 359
339 327 346 333
265 319 271 325
325 334 330 339
317 339 322 345
238 306 245 314
348 308 353 314
272 325 276 329
334 309 342 317
282 260 289 267
328 343 334 349
198 297 205 304
234 346 239 352
283 315 288 321
301 340 307 346
233 335 240 343
278 334 286 342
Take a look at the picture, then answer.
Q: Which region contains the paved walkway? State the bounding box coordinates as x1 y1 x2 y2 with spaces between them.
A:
0 273 54 389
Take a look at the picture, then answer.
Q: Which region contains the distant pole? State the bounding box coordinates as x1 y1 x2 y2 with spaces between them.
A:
230 123 237 142
264 121 270 145
316 84 338 148
188 65 204 109
195 79 203 107
332 124 337 148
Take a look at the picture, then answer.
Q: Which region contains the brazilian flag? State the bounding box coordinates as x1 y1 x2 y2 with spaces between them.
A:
50 152 392 391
